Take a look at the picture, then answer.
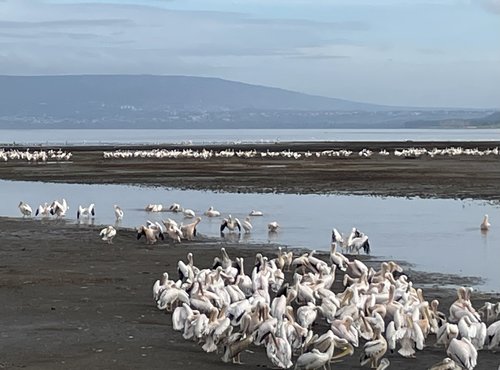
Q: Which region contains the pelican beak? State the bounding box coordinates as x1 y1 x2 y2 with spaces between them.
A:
330 343 354 362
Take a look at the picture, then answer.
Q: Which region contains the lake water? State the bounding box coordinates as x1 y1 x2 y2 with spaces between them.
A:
1 179 499 291
1 128 500 145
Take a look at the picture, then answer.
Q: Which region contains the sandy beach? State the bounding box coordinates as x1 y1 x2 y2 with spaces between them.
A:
1 141 499 369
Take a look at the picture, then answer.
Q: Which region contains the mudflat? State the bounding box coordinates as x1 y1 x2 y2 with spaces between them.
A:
0 218 499 370
0 141 499 200
1 141 500 369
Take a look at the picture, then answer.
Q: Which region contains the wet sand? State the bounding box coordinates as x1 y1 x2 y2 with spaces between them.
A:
1 141 500 369
0 218 499 370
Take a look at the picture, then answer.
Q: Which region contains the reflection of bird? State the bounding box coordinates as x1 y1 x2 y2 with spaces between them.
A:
18 201 33 217
100 226 116 244
480 214 490 231
114 205 124 220
77 203 95 219
268 221 279 232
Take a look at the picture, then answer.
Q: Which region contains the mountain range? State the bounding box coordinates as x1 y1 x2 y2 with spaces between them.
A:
0 75 495 129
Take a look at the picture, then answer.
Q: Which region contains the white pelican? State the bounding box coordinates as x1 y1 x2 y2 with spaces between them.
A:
241 217 253 233
99 226 116 244
183 208 196 218
331 228 344 247
137 223 164 244
168 203 182 212
449 287 480 323
145 203 163 212
35 202 51 217
77 203 95 219
480 214 490 231
50 199 69 217
436 323 459 348
204 206 220 217
294 341 334 370
429 357 461 370
249 210 263 216
268 221 280 232
458 316 486 349
114 205 124 220
166 222 183 243
330 242 348 271
220 215 241 233
331 316 359 347
478 302 500 324
18 201 33 217
486 320 500 350
347 228 370 254
152 272 174 301
359 327 387 368
266 331 292 369
221 332 254 364
446 337 477 370
297 302 319 329
180 217 201 240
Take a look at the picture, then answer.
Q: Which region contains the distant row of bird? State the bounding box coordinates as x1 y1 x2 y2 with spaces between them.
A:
2 146 498 163
0 148 72 162
102 146 500 160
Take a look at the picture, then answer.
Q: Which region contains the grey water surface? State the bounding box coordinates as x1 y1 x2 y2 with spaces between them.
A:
1 128 500 145
1 179 498 291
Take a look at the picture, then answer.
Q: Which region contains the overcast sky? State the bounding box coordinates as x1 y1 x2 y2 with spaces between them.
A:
0 0 498 108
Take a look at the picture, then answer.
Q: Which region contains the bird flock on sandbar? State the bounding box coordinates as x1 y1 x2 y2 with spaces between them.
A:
15 197 499 369
102 146 500 161
16 198 285 247
0 148 72 162
153 235 500 370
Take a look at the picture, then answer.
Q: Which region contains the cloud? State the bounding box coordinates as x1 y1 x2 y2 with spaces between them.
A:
0 19 135 29
474 0 500 14
0 0 366 71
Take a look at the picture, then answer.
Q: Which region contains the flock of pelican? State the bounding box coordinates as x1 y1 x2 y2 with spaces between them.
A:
15 196 499 369
16 199 283 247
102 146 500 161
153 238 500 370
0 148 72 162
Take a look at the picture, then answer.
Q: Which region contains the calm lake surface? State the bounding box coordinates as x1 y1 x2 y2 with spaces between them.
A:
1 179 499 291
1 128 500 145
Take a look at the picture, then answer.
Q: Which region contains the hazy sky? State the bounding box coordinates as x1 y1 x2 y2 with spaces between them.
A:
0 0 498 108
